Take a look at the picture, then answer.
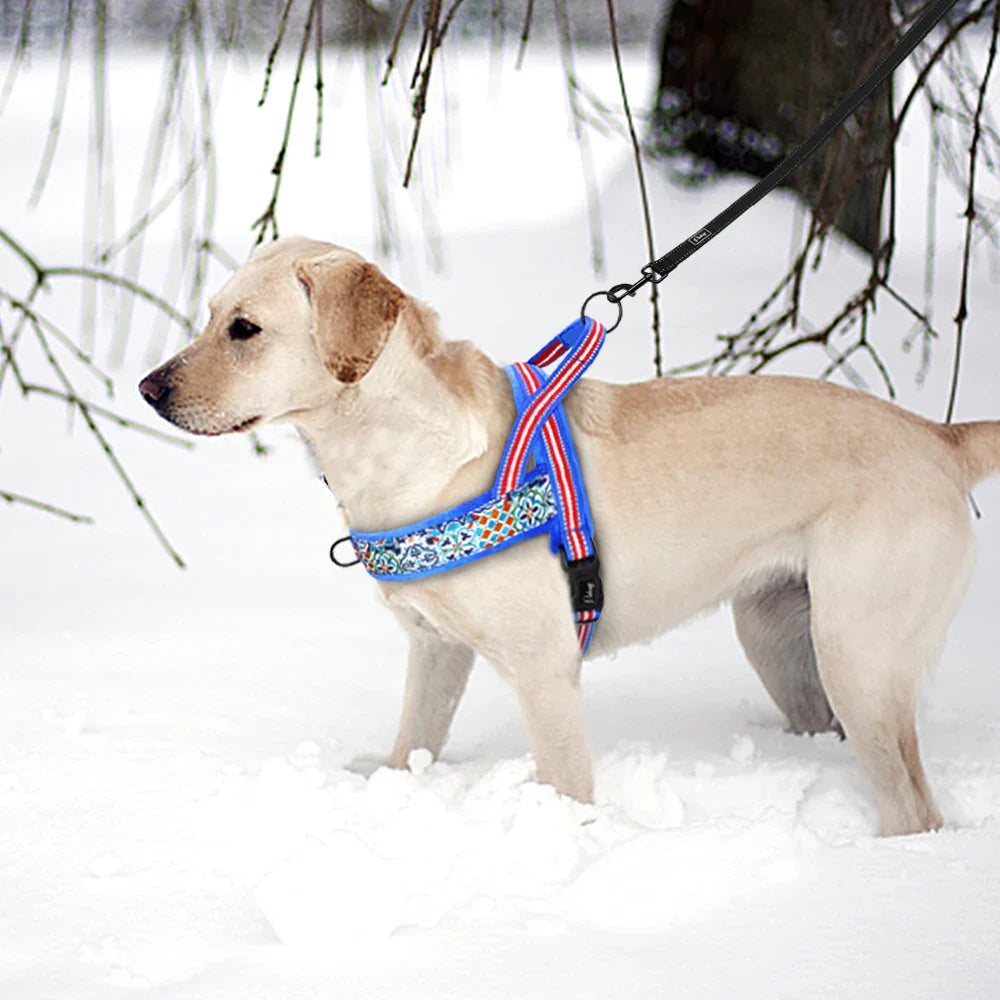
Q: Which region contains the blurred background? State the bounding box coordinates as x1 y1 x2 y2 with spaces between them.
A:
3 6 1000 996
2 0 998 555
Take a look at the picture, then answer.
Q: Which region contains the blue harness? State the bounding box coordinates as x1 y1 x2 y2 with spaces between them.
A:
341 316 606 652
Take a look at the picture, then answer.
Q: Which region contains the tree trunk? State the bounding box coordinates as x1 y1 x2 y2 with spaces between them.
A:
651 0 894 256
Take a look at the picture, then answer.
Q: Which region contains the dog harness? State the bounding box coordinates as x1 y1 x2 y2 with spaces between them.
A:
341 316 607 652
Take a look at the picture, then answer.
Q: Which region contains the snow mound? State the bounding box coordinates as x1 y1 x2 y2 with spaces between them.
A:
198 736 894 946
256 834 406 948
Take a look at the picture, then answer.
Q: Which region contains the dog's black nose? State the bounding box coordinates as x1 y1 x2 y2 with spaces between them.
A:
138 372 171 409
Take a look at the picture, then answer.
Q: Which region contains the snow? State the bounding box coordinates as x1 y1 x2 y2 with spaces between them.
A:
3 36 1000 1000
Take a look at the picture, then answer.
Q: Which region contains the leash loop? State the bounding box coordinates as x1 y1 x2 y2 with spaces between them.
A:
579 291 623 333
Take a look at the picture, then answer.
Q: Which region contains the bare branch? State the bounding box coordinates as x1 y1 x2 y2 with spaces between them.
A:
108 10 188 365
516 0 536 70
946 0 1000 423
21 383 195 447
44 264 197 337
314 0 324 156
28 0 76 207
402 0 445 188
661 0 998 413
259 0 298 108
0 0 35 114
0 490 93 525
26 313 187 567
99 161 200 264
0 228 48 289
383 0 417 86
606 0 661 376
553 0 604 272
1 293 112 393
893 1 993 146
202 238 240 271
252 0 320 243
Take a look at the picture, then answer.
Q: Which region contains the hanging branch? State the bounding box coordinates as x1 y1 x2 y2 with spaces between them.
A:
946 0 1000 423
314 0 324 156
252 0 321 243
0 229 197 336
382 0 476 188
605 0 662 376
0 231 194 563
553 0 604 273
259 0 298 108
902 96 942 384
183 0 219 339
0 294 188 564
26 307 187 566
2 291 192 447
0 0 34 114
383 0 417 85
28 0 76 207
401 0 445 188
0 490 93 525
2 3 276 561
99 161 201 265
2 292 112 392
668 0 998 410
81 0 114 356
892 3 993 149
48 265 196 334
516 0 535 70
15 382 194 447
107 9 188 366
491 0 506 58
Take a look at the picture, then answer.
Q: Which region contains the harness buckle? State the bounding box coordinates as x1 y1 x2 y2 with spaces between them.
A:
560 550 604 616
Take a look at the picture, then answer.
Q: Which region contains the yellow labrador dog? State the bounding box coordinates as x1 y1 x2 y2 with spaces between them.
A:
140 236 1000 836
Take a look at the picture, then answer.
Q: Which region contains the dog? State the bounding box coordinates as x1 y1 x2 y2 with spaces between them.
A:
139 235 1000 836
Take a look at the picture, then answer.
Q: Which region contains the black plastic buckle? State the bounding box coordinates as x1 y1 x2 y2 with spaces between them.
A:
560 550 604 616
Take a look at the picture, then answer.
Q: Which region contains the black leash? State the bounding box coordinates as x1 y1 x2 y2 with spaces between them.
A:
584 0 961 331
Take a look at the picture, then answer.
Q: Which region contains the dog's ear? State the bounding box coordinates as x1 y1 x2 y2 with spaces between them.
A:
294 254 405 384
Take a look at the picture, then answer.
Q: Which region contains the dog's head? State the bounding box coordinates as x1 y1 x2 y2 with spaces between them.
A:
138 236 406 436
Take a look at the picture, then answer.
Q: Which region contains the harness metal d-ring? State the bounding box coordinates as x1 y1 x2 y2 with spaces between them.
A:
579 290 623 333
329 535 361 567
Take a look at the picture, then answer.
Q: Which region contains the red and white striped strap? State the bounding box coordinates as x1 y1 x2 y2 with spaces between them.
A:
496 317 605 496
502 317 607 653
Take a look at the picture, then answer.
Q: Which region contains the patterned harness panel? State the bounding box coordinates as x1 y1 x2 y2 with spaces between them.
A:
351 474 557 581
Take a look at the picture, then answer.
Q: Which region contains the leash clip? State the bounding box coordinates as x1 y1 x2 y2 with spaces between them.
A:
607 263 669 303
560 550 604 616
583 262 669 330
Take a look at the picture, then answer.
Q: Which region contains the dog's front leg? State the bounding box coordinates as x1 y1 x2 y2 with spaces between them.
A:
503 648 593 803
387 611 474 768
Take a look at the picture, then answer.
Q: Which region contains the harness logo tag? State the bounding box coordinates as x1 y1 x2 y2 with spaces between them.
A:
689 228 712 246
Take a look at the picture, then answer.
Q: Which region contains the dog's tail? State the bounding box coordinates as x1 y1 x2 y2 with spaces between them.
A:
942 420 1000 487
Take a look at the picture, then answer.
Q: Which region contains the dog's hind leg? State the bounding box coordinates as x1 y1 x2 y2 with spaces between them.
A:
732 577 841 736
388 613 474 768
805 504 975 836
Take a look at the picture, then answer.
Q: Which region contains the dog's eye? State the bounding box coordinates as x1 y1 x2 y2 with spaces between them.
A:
228 317 261 341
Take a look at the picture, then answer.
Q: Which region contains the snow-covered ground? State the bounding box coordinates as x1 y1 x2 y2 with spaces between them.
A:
2 37 1000 999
